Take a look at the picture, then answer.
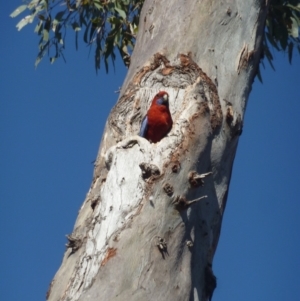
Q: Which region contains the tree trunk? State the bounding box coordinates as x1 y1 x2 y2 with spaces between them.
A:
47 1 268 300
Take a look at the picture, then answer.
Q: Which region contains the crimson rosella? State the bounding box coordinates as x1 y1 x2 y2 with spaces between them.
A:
139 91 173 143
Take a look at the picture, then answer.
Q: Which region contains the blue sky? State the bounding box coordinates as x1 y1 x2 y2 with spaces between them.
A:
1 2 300 301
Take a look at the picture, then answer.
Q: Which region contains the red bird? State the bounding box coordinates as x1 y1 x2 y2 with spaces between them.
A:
139 91 173 143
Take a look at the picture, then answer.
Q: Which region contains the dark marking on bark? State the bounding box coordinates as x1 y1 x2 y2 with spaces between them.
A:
163 183 174 196
237 44 255 74
93 165 108 185
139 162 161 180
148 24 154 34
232 114 243 136
91 197 100 210
66 234 83 255
226 106 234 125
105 151 114 170
224 100 243 138
101 248 117 266
171 161 181 173
156 236 168 259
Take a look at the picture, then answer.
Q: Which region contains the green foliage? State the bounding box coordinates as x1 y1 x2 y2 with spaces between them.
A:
10 0 144 71
260 0 300 81
10 0 300 75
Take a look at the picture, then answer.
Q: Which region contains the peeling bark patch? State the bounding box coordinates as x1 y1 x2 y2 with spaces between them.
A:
101 248 117 266
108 90 139 138
66 234 83 255
161 66 174 75
236 43 254 74
133 53 172 85
93 164 108 183
179 54 222 132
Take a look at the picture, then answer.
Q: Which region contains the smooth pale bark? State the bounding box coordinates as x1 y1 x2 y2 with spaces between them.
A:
47 1 268 300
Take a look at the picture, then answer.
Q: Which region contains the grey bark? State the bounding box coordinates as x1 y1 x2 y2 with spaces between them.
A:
47 1 269 300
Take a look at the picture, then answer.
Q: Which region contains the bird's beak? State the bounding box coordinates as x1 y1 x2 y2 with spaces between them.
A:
163 94 168 101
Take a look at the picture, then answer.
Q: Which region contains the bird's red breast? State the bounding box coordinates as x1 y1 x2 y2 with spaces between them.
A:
140 91 173 143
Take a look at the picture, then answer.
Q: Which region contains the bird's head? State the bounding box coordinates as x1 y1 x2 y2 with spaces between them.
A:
153 91 169 107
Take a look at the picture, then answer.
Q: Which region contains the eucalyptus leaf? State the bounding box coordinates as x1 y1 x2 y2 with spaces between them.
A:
14 0 299 75
35 40 49 68
72 22 81 32
28 0 41 10
16 15 34 31
83 22 91 43
53 11 65 26
43 29 49 41
10 5 27 18
94 1 103 11
266 32 280 50
279 28 288 50
290 17 299 37
115 7 126 20
34 21 43 35
95 46 101 72
288 41 294 63
256 66 263 83
287 4 300 12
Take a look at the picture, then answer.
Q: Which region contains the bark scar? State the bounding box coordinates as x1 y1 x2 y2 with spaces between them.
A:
101 248 117 266
236 43 254 74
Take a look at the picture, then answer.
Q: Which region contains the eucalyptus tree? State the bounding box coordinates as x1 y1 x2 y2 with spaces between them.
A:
11 1 300 300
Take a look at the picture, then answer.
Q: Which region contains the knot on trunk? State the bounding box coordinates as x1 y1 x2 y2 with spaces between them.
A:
155 236 168 259
225 101 243 137
172 195 207 210
163 182 174 196
189 171 212 187
139 162 161 180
